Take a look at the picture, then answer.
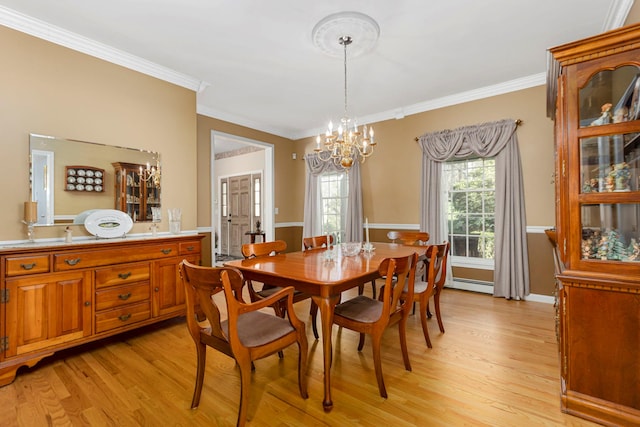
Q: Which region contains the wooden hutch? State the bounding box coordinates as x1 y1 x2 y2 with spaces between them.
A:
549 23 640 425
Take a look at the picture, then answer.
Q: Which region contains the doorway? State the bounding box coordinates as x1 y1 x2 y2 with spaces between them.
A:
211 131 274 263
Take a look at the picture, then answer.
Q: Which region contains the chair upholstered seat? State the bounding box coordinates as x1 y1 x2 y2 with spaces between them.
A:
256 286 305 299
334 295 383 323
221 311 295 348
404 280 428 294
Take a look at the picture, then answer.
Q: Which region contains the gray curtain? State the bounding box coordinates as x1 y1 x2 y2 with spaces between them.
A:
418 119 530 299
303 153 363 246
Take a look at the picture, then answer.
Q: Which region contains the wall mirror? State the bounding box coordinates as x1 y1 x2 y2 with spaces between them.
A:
29 133 161 226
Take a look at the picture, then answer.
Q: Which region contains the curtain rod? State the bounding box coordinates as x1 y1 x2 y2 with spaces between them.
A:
414 119 522 142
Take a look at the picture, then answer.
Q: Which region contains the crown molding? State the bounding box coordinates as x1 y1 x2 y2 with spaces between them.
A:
293 73 546 140
197 103 294 139
603 0 635 31
0 6 201 91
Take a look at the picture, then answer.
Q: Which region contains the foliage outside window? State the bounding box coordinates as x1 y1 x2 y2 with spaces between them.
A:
444 158 495 265
320 172 348 243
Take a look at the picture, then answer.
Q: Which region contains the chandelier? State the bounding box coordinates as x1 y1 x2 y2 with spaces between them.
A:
139 160 161 188
312 12 380 170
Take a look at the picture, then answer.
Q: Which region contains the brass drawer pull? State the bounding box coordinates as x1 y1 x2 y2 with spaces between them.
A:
20 263 37 270
161 248 172 255
118 272 132 280
186 246 195 251
118 292 132 300
64 258 81 266
118 313 132 322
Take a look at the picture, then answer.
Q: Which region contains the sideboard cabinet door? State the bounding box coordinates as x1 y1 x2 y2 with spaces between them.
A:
4 270 92 358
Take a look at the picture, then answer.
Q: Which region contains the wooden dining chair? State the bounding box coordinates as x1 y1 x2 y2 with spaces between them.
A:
242 240 319 339
179 260 308 427
302 234 334 250
404 242 450 348
332 252 418 398
387 230 430 245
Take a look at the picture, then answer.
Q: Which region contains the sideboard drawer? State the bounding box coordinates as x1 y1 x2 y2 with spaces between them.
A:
5 255 50 276
95 262 150 289
54 243 180 271
179 240 201 255
95 301 151 334
95 282 151 311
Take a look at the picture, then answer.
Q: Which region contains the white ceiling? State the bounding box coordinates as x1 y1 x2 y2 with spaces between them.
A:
0 1 633 144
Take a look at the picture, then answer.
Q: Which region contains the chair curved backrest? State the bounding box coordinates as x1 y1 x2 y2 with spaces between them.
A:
242 240 287 258
431 241 450 290
302 235 334 250
180 261 242 357
387 231 430 245
378 253 418 322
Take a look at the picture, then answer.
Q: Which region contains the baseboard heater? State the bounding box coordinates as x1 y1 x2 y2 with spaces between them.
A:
447 278 494 295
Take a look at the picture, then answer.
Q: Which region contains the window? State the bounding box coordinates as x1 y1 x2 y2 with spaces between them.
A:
221 180 228 217
319 172 349 243
444 157 495 267
253 177 261 218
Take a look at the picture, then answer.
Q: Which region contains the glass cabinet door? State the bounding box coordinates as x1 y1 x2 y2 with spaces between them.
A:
578 64 640 263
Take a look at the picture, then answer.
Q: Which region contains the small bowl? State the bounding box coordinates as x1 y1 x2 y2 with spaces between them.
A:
341 242 362 256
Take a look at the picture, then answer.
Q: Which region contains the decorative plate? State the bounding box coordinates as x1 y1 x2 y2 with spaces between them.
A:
84 209 133 238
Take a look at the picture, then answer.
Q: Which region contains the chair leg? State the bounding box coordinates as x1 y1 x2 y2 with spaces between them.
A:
434 291 445 333
190 341 207 409
426 300 433 319
297 333 309 399
371 334 387 398
358 283 364 295
419 299 433 348
309 301 319 340
276 301 286 358
398 315 412 372
236 359 252 427
370 280 377 299
357 332 366 351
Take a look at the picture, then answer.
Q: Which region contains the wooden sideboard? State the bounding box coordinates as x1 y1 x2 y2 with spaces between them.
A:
0 234 203 386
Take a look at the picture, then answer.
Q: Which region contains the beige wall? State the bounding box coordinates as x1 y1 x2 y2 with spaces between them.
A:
0 26 197 240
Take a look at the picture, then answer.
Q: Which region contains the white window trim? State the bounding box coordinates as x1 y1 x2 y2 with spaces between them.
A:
450 255 495 270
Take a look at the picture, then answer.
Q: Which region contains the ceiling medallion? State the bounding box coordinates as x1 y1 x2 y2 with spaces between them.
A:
311 11 380 58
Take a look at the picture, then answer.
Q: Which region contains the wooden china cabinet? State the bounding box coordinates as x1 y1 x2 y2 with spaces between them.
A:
549 23 640 426
112 162 161 222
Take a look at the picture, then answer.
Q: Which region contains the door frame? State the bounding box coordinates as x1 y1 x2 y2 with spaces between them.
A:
210 130 274 263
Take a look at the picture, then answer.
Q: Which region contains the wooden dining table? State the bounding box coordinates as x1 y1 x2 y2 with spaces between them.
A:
225 242 422 411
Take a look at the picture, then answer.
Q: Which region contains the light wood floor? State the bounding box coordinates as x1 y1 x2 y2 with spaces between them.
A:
0 288 599 426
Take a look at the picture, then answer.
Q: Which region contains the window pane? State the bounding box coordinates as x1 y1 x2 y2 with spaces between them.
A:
451 214 466 234
451 235 467 257
444 157 496 260
320 172 349 242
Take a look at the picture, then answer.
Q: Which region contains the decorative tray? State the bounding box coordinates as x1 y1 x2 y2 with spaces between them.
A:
84 209 133 238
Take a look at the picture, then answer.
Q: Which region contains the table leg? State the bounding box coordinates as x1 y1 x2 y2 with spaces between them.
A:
311 294 340 412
